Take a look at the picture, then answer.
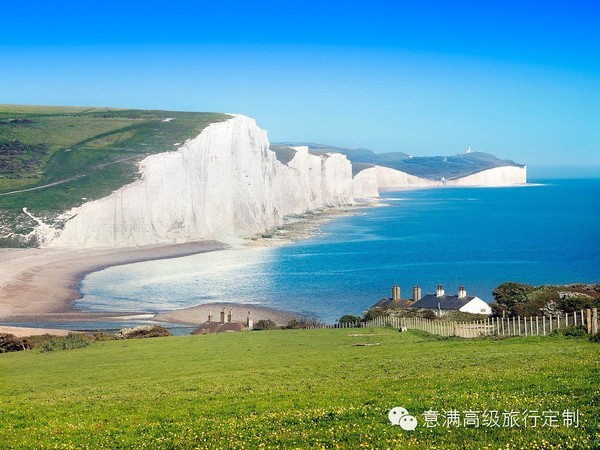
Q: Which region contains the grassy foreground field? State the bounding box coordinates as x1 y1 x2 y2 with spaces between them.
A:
1 329 598 449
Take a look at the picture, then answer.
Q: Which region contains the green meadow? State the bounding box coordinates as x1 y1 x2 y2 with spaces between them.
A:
0 105 227 244
1 329 598 449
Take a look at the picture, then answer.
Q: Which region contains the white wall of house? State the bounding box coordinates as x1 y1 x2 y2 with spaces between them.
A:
459 297 492 315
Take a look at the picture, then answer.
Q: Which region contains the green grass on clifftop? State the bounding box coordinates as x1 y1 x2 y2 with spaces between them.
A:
1 329 598 448
0 105 228 204
0 105 228 245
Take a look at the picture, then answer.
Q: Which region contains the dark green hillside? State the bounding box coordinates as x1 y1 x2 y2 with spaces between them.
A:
279 142 524 180
0 105 228 245
398 152 524 180
269 145 297 165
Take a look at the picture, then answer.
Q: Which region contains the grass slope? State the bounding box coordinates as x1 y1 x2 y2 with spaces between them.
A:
1 329 598 448
0 105 228 245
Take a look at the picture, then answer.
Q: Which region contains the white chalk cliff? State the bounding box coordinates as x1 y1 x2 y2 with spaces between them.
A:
353 166 441 197
34 115 526 248
38 115 354 248
444 166 527 186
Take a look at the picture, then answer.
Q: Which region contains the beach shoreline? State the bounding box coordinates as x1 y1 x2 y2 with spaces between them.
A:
0 201 376 332
0 241 226 321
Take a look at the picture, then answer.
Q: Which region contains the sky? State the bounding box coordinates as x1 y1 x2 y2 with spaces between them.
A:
1 0 599 176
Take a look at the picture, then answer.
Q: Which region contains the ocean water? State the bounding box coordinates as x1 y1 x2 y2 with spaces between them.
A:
78 179 600 323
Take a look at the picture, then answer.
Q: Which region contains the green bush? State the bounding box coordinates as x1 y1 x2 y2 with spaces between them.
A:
252 319 277 331
589 332 600 343
286 318 323 329
551 325 587 337
0 333 33 353
361 307 388 321
114 325 172 340
39 333 91 352
338 314 361 324
92 332 114 341
26 334 55 348
557 295 600 313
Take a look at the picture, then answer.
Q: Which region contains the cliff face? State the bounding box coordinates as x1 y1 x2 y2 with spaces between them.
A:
33 115 527 249
353 164 527 194
445 166 527 186
38 116 354 248
353 166 440 197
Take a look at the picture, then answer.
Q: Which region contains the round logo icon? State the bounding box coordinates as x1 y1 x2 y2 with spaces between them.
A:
399 414 418 431
388 406 417 430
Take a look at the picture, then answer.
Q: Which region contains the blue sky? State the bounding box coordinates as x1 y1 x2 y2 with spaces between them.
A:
1 0 598 175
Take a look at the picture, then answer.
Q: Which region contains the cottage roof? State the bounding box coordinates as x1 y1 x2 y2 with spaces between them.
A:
373 297 416 309
411 294 476 310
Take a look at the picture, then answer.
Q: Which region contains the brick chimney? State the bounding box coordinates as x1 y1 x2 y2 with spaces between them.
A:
458 286 466 298
436 284 445 297
208 310 213 323
392 285 400 302
412 286 422 302
220 308 226 324
247 311 253 330
227 308 233 323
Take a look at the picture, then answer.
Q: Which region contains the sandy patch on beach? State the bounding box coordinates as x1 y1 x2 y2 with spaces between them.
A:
0 325 72 337
153 303 299 327
0 241 225 319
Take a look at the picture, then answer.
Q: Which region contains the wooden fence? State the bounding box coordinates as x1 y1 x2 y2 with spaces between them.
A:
308 308 599 338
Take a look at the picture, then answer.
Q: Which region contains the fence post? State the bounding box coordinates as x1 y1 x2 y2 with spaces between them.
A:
593 308 598 335
542 315 546 335
530 316 534 336
586 309 592 334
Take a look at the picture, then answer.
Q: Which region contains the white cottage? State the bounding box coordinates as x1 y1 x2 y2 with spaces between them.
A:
411 285 492 316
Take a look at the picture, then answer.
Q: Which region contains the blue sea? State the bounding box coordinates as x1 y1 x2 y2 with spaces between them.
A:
76 179 600 324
